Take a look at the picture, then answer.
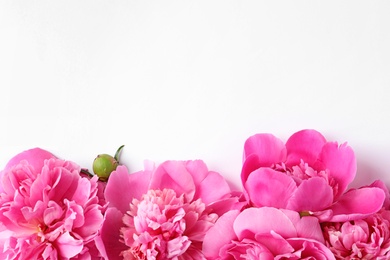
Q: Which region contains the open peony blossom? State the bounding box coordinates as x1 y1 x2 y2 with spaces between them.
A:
322 180 390 259
203 207 336 259
0 148 105 259
241 129 385 222
322 209 390 259
96 160 243 260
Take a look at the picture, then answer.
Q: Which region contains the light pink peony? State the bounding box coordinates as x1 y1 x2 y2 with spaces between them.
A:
0 148 105 259
241 129 385 222
97 160 243 260
203 207 336 259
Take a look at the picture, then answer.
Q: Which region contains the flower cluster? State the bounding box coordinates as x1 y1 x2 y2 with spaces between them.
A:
0 129 389 259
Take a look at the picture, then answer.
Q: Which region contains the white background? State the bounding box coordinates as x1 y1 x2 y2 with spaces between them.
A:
1 1 389 190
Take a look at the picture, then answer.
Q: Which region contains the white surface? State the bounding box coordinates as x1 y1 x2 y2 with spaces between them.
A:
1 1 390 190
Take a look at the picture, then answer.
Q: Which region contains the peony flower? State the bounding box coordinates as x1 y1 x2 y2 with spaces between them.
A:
322 209 390 259
241 129 385 222
203 207 336 259
0 148 105 259
322 180 390 259
96 160 243 260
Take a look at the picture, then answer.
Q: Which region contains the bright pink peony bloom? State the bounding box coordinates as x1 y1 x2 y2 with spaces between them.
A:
322 180 390 259
203 207 336 259
97 160 242 260
241 129 385 222
0 148 105 259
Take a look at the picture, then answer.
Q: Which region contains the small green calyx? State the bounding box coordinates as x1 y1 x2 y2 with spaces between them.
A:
93 145 124 181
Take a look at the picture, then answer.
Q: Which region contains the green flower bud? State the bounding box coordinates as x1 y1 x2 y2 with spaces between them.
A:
92 145 124 181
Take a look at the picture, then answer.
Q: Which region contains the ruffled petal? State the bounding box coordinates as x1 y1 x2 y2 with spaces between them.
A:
194 170 231 205
105 165 151 213
4 147 56 173
149 160 196 202
234 207 298 240
243 133 287 165
287 177 333 212
96 207 128 260
202 210 240 258
317 142 356 197
245 168 297 208
329 187 385 222
285 129 326 166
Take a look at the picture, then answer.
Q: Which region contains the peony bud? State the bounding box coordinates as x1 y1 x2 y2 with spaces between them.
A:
93 145 124 181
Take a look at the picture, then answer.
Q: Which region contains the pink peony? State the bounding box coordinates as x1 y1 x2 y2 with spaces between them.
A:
203 207 336 259
322 209 390 259
97 160 242 260
0 148 105 259
322 180 390 259
241 129 385 222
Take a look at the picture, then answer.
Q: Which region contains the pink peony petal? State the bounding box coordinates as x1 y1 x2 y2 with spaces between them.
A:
243 133 287 165
56 231 83 258
149 160 196 202
4 148 56 173
184 160 210 188
194 170 231 205
96 207 128 260
329 187 385 222
233 207 298 240
317 142 356 197
245 168 297 208
287 177 333 212
105 165 151 213
285 129 327 166
202 210 240 258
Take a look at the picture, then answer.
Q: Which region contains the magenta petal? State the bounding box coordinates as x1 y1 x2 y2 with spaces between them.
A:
285 129 326 166
149 161 196 202
4 148 56 173
96 207 128 260
203 210 240 258
234 207 298 240
287 177 333 212
105 165 151 213
329 187 385 222
241 153 262 185
245 168 297 208
317 142 356 197
243 133 287 166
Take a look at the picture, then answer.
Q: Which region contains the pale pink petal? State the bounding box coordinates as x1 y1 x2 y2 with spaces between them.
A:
149 160 196 202
184 160 209 187
287 177 333 212
203 210 240 258
317 142 356 197
194 170 230 205
285 129 326 166
4 148 56 173
245 168 297 208
329 187 385 222
234 207 298 240
243 133 287 165
56 231 83 258
105 165 151 213
294 216 325 243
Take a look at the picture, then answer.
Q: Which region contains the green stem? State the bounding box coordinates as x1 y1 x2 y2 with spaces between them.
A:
114 145 125 162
